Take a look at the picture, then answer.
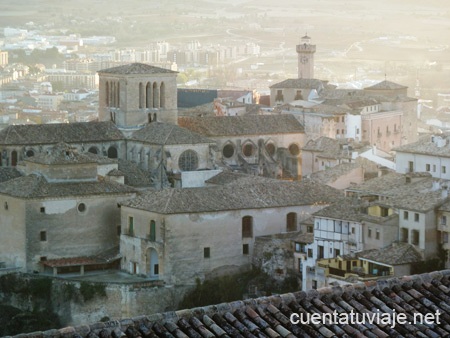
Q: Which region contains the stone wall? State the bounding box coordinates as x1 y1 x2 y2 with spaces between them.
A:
0 273 193 327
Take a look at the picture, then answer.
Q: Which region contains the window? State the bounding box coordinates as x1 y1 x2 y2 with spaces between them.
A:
414 213 419 222
288 144 300 156
149 220 156 241
4 202 8 210
77 203 86 213
307 248 313 258
336 129 340 135
401 228 409 242
433 164 436 173
117 225 121 236
242 143 255 157
426 164 431 172
154 264 159 275
443 166 447 174
335 249 340 257
368 228 372 238
403 211 409 220
40 231 47 242
376 229 380 240
40 256 47 262
178 150 199 171
128 216 134 236
318 245 324 259
222 144 235 158
351 227 355 234
441 216 447 225
412 230 419 246
307 226 313 233
242 216 253 238
265 143 275 156
286 212 297 232
243 244 249 255
380 207 389 217
204 247 210 258
40 207 45 214
312 280 317 289
341 116 344 122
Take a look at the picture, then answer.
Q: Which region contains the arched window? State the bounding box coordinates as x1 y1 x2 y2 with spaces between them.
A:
139 83 144 109
242 216 253 238
160 82 165 108
107 146 118 159
88 146 98 154
146 82 152 108
153 82 159 108
11 150 17 167
222 144 235 158
286 212 297 232
178 150 199 171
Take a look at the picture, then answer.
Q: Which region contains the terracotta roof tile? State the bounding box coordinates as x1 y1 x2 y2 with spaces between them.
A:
98 63 177 75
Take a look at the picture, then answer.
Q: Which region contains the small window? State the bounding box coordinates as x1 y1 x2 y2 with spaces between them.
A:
4 202 8 210
307 226 313 233
288 143 300 156
265 143 275 156
433 164 436 173
443 166 447 174
222 144 235 158
40 207 45 214
441 216 447 225
312 280 317 289
403 211 409 220
426 164 430 172
149 220 156 241
117 225 121 236
368 228 372 238
412 230 419 245
351 227 355 234
376 229 380 240
242 216 253 238
414 213 419 222
243 244 249 255
128 216 134 236
204 247 210 258
307 248 313 258
178 150 199 171
40 231 47 242
77 203 86 213
242 143 255 157
40 256 47 262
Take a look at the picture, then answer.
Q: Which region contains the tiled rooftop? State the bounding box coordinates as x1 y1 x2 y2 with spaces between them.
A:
0 167 22 183
357 242 423 266
25 143 96 165
122 179 343 214
117 159 153 188
0 174 136 199
308 163 362 184
312 199 363 223
394 134 450 157
364 80 408 90
12 270 450 338
205 171 278 186
98 63 177 75
0 121 123 145
269 78 326 89
131 122 215 145
302 137 352 160
178 114 304 137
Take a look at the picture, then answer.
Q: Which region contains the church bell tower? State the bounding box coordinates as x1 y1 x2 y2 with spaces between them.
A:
296 35 316 79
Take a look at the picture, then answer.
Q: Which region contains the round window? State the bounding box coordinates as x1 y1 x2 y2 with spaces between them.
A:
77 203 86 213
265 143 275 156
242 143 254 157
289 143 300 156
26 149 35 157
178 150 199 171
222 144 235 158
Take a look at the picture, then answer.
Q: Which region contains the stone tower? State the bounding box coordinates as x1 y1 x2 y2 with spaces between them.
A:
296 35 316 79
98 63 178 129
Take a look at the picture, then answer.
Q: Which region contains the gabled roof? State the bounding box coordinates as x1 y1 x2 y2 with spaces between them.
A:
0 121 124 145
394 134 450 157
269 78 325 89
0 174 136 199
302 137 351 159
131 122 215 145
98 63 177 75
25 143 96 165
178 115 304 137
364 80 408 90
122 179 343 214
357 242 423 265
15 270 450 337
